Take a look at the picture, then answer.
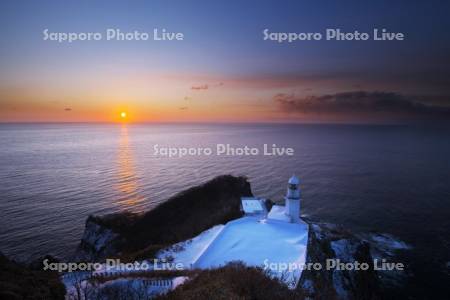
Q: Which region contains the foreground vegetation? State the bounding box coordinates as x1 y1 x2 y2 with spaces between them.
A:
157 262 302 300
0 253 65 299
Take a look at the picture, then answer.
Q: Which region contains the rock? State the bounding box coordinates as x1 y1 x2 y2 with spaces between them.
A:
29 254 60 271
358 232 411 289
298 222 381 300
73 215 125 262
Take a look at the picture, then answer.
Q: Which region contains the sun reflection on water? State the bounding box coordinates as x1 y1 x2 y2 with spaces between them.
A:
115 124 146 209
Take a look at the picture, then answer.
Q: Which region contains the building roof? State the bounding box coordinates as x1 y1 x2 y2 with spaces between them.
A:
241 197 265 214
288 175 300 185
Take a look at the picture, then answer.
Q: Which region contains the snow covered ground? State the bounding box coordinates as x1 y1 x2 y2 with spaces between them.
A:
194 216 308 270
63 216 308 298
158 216 309 288
157 225 224 268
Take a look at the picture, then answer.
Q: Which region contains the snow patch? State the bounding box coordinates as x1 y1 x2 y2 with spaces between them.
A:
157 225 224 268
369 233 411 251
267 205 291 222
331 239 357 262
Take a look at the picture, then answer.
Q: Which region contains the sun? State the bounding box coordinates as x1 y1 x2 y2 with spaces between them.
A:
120 112 127 119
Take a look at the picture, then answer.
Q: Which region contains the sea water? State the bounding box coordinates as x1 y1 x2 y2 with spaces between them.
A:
0 123 449 296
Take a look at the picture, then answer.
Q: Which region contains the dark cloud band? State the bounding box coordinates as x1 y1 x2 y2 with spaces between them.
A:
274 91 450 119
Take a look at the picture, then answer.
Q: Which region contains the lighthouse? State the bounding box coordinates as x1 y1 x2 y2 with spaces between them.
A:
285 175 301 223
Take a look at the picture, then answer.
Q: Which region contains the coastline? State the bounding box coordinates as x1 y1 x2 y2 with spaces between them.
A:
67 175 408 299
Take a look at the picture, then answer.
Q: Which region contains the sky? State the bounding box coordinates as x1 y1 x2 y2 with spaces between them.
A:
0 0 449 123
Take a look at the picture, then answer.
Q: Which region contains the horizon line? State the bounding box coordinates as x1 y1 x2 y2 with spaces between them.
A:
0 120 442 126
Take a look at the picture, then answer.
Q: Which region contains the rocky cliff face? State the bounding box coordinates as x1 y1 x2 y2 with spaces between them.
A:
298 222 381 300
297 222 409 300
73 216 124 262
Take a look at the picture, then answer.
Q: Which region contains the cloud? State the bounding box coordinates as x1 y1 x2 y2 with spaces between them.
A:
274 91 450 119
179 106 189 110
191 84 208 90
190 82 223 91
64 107 72 111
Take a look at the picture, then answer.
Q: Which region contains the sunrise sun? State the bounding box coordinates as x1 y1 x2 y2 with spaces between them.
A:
120 112 127 119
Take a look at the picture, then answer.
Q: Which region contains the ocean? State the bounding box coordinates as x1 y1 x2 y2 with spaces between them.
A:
0 123 449 296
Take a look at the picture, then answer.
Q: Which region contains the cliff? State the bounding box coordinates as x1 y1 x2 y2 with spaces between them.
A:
298 222 381 299
74 175 252 261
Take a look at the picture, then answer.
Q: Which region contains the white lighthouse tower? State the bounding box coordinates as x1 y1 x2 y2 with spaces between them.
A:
285 175 301 223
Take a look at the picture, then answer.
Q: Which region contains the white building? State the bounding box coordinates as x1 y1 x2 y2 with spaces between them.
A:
267 175 302 223
241 197 267 216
